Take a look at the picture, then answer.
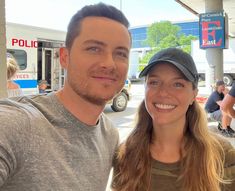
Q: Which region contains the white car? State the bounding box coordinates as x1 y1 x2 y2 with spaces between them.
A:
109 79 131 112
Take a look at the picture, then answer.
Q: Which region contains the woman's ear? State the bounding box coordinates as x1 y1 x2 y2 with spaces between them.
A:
59 47 69 69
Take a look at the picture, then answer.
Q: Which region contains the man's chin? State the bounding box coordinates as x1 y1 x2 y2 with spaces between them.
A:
82 94 114 106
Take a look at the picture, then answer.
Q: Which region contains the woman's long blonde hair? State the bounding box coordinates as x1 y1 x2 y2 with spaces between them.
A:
112 99 226 191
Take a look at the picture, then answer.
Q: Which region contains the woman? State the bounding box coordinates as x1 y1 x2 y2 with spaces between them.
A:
112 48 235 191
7 57 23 97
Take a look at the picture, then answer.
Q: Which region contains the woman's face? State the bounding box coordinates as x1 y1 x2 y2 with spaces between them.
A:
144 63 197 128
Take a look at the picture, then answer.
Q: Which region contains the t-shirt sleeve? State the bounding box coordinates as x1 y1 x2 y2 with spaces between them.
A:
229 83 235 97
0 103 30 187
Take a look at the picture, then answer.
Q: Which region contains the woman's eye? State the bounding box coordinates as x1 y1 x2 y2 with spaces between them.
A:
173 82 184 88
149 80 159 86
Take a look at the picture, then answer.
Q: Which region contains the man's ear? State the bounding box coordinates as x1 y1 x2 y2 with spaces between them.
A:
59 47 69 69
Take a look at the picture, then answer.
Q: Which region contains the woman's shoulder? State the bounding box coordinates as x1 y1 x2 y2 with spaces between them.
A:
222 140 235 167
7 81 23 97
7 81 20 89
219 139 235 189
217 138 235 174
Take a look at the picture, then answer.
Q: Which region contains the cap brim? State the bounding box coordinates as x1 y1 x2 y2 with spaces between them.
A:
139 60 195 82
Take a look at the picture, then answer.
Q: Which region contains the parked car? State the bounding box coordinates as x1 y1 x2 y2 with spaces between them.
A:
109 79 131 112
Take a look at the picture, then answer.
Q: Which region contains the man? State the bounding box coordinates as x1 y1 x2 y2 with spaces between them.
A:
205 80 235 137
38 79 49 94
0 3 131 190
221 82 235 118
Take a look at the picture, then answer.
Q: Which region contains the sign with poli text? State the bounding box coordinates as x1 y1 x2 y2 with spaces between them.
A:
199 11 228 49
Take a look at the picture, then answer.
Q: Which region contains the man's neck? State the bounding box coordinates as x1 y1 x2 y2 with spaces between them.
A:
55 88 105 126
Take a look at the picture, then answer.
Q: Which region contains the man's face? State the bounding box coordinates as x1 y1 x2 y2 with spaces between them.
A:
60 17 131 106
218 84 225 93
39 84 47 90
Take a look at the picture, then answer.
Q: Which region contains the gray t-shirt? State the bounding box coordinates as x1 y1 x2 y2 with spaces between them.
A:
0 93 119 191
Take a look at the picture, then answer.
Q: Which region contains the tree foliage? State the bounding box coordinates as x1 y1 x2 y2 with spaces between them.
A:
139 21 198 69
146 21 180 47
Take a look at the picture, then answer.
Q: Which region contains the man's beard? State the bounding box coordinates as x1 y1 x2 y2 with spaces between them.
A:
67 65 124 106
69 79 117 106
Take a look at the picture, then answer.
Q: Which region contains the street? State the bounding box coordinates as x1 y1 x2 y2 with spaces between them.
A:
104 82 144 142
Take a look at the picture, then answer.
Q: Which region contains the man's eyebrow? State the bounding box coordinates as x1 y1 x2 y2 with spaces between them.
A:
116 46 129 53
83 39 106 46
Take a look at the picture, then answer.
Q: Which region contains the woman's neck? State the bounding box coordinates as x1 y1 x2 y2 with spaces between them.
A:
150 125 184 163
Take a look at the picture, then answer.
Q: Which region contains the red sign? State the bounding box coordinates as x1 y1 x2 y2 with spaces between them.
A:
16 74 30 79
11 38 38 48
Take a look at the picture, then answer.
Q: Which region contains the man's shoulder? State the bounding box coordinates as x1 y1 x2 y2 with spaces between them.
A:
205 91 218 105
211 90 220 96
207 91 216 99
0 94 39 109
0 94 53 118
209 91 223 100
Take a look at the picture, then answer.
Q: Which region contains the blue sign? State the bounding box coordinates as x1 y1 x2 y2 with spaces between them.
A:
199 11 228 49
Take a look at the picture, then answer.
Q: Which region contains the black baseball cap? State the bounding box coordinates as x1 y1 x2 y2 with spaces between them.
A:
139 48 199 86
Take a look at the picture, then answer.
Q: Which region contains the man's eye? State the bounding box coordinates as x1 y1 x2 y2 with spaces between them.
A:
86 47 100 52
116 51 128 59
114 50 129 59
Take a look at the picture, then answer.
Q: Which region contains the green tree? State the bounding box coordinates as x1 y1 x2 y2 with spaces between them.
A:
139 21 197 71
178 34 197 52
145 21 180 47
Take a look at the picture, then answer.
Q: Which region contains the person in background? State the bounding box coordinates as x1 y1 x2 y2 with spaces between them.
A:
38 80 49 94
112 48 235 191
205 80 235 137
0 3 131 190
6 57 23 97
221 82 235 118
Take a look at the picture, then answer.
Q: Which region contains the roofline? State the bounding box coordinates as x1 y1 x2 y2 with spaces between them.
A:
175 0 199 16
129 19 198 29
6 22 66 33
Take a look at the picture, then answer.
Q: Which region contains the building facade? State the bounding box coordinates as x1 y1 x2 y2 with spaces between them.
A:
129 20 199 50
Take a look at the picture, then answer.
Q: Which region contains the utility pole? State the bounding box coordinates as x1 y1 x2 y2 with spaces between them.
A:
0 0 8 98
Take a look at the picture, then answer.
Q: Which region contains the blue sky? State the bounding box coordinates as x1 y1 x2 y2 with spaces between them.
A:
5 0 198 31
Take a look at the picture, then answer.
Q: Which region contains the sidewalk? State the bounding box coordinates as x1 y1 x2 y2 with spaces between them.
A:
208 120 235 147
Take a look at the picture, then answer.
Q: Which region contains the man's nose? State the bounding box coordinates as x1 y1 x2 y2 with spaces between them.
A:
100 53 116 69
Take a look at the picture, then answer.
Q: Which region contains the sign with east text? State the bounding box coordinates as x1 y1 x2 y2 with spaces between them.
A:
199 11 228 49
